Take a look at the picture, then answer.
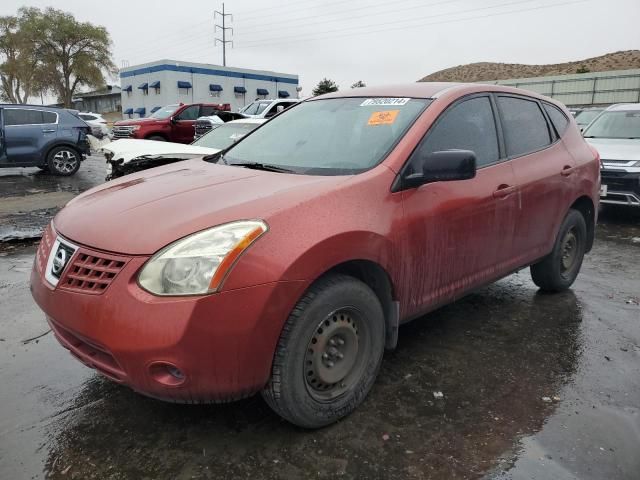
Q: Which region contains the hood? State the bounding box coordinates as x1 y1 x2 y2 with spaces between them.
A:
586 138 640 162
54 159 344 255
114 118 165 126
101 139 219 163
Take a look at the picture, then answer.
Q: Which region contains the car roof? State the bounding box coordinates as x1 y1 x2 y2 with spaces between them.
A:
0 103 68 111
605 103 640 112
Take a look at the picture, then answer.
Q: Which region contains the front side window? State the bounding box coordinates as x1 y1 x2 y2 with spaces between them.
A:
412 96 499 169
4 108 51 126
150 105 180 119
498 96 551 157
176 105 200 121
193 122 262 149
221 97 430 175
583 110 640 139
200 106 217 117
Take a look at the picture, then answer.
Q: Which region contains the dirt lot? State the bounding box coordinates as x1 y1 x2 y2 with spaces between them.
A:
0 162 639 479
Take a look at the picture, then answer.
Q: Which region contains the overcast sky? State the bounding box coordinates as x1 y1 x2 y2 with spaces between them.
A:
2 0 639 96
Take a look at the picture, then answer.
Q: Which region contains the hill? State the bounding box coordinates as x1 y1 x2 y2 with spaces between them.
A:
419 50 640 83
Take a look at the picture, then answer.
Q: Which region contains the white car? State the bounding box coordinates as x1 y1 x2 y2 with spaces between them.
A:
102 118 266 180
78 112 110 138
583 103 640 207
238 98 298 119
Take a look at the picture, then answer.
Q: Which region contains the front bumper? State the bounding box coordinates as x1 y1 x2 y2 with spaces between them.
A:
600 170 640 207
31 230 307 402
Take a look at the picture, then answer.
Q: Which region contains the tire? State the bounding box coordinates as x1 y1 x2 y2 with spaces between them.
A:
47 146 80 176
262 274 386 428
147 135 166 142
530 209 587 292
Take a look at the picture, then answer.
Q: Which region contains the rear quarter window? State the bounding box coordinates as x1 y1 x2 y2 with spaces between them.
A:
543 103 569 136
498 96 552 157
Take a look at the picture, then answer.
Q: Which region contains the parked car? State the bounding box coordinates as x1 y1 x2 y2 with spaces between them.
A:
583 103 640 207
31 83 599 428
238 98 298 119
78 112 110 138
0 104 91 175
574 107 605 130
112 103 230 143
194 111 247 140
104 119 266 180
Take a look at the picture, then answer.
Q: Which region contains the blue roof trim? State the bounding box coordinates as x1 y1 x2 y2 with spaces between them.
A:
123 85 132 92
177 80 192 89
234 86 247 94
209 84 223 91
257 88 269 95
120 64 298 85
138 82 148 90
278 90 290 98
134 107 146 115
123 108 134 114
149 81 160 88
150 106 161 113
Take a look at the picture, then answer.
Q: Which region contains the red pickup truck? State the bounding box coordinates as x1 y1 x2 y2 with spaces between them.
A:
112 103 230 143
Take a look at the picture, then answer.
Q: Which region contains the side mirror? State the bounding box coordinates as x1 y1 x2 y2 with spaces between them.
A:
404 150 477 188
170 116 178 124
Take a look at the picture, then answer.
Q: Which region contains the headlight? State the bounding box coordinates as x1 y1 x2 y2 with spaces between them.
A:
131 125 141 131
138 220 267 296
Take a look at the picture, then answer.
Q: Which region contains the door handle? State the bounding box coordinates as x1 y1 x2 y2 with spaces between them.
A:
561 165 576 176
492 184 516 199
41 128 56 133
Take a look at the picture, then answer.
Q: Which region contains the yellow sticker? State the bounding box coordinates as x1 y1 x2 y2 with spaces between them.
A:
368 110 400 126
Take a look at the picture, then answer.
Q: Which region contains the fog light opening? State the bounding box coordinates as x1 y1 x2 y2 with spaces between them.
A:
149 362 187 387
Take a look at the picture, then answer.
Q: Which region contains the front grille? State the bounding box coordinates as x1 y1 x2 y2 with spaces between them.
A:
36 224 54 273
58 249 128 294
112 126 135 139
602 159 632 165
601 171 640 195
194 121 213 138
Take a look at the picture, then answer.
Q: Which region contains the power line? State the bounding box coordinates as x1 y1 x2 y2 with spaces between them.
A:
235 0 568 47
234 0 589 49
215 3 233 66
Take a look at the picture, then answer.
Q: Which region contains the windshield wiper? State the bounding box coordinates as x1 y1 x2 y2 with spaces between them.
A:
230 162 296 173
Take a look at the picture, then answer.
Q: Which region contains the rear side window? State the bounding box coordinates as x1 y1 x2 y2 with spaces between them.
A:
498 96 551 157
415 96 500 168
543 103 569 136
4 108 54 126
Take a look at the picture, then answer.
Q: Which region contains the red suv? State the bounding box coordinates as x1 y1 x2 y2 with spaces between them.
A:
112 103 230 143
31 83 599 428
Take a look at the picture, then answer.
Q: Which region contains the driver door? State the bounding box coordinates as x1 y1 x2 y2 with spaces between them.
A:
173 105 201 143
397 94 518 317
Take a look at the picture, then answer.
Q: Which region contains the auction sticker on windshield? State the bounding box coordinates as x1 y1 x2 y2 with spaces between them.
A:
360 98 410 106
368 110 400 126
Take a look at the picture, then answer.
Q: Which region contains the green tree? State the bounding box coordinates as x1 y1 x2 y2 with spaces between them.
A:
0 15 46 103
312 78 338 96
576 65 590 74
20 7 115 107
350 80 366 88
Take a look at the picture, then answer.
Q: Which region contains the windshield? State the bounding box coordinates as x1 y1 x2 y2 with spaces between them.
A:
221 97 430 175
575 109 602 125
242 101 271 116
583 111 640 139
193 122 262 149
150 105 180 119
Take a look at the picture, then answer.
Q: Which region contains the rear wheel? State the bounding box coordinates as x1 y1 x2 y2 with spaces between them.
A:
47 146 80 176
262 274 385 428
530 209 587 292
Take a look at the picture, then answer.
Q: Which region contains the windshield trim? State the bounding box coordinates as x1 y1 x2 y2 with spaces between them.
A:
212 97 433 176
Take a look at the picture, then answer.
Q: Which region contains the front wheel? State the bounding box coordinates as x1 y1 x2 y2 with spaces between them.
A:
47 146 80 176
530 209 587 292
146 135 166 142
262 274 386 428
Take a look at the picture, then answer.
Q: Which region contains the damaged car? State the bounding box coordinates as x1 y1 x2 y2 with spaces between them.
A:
31 83 599 428
103 119 266 180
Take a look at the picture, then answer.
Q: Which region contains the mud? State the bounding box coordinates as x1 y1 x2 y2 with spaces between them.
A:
0 206 638 479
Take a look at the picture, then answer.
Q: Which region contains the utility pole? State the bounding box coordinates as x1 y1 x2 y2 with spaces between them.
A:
214 3 233 66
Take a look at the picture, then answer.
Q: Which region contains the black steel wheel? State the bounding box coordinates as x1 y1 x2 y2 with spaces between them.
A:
262 274 385 428
531 209 587 292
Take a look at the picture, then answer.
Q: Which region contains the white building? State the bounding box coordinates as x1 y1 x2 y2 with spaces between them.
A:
119 60 299 118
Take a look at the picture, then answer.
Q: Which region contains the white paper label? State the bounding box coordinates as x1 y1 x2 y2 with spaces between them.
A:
360 98 410 107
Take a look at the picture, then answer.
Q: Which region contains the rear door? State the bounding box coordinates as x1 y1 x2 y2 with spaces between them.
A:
496 95 575 265
3 108 58 165
399 94 518 317
172 105 201 143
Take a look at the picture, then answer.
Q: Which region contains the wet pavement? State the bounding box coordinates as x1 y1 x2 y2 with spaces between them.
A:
1 165 639 479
